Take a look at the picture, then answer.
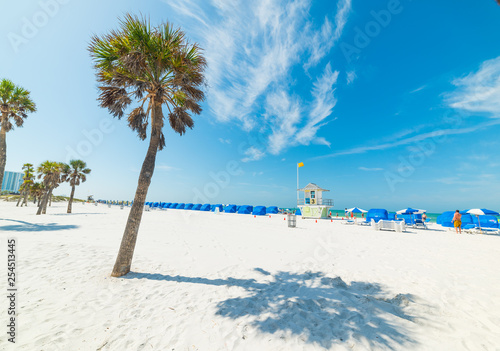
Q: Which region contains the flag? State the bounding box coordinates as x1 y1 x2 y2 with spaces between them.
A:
298 162 304 168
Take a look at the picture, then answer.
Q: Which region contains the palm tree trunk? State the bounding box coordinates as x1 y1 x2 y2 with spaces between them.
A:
37 195 41 207
22 190 28 206
49 192 52 206
43 188 53 214
111 102 163 277
0 120 7 192
36 189 50 215
67 185 75 213
16 191 23 206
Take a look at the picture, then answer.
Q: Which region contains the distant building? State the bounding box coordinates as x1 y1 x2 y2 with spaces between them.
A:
1 171 23 193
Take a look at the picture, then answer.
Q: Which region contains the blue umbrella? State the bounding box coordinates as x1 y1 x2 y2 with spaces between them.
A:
461 208 500 216
396 207 421 214
346 207 367 213
463 209 500 234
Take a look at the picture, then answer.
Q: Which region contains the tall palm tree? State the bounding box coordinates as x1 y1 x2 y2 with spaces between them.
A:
36 161 63 215
89 14 206 277
17 163 34 207
0 79 36 189
62 160 91 213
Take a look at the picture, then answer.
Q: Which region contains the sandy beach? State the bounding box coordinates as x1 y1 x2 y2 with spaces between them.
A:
0 201 499 350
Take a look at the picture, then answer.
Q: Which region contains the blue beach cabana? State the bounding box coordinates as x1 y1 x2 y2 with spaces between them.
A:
238 205 253 214
176 203 185 209
366 209 389 223
224 204 237 213
267 206 279 214
200 204 211 211
192 204 202 210
184 203 194 210
211 204 223 212
170 203 178 209
252 206 266 216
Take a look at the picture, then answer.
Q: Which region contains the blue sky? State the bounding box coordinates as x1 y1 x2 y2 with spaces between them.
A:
1 0 500 212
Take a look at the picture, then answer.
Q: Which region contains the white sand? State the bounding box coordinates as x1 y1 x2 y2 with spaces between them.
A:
1 201 500 350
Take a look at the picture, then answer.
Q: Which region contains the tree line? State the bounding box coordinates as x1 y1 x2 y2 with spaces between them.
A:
14 160 91 214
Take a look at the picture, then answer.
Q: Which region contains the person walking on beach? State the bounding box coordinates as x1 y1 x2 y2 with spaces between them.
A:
452 210 462 234
422 213 427 221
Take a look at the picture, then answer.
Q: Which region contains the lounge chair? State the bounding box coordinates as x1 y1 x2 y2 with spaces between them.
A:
414 218 427 229
372 219 405 232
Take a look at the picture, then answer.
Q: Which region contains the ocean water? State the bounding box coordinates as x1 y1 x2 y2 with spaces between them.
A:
320 210 442 223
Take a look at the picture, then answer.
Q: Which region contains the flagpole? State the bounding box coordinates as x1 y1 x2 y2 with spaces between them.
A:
297 163 299 206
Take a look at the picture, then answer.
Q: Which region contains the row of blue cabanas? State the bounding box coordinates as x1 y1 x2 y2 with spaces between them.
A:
144 202 280 215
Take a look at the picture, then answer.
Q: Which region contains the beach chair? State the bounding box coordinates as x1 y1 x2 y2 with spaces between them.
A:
372 219 405 232
463 215 500 234
414 218 428 229
343 219 356 225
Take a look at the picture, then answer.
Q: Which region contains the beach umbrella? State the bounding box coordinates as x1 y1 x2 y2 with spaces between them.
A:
396 208 426 225
465 209 500 234
396 207 421 214
346 207 367 213
464 208 499 216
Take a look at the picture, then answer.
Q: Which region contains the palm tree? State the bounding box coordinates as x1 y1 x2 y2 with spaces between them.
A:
89 14 206 277
0 79 36 189
17 163 34 207
62 160 91 213
31 182 44 206
36 161 63 215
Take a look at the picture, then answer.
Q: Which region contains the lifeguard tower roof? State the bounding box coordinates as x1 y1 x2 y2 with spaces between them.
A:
297 183 329 192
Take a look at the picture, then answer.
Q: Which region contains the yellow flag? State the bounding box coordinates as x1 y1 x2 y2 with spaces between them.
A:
298 162 304 168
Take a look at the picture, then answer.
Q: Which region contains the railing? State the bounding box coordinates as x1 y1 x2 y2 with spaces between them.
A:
297 198 333 206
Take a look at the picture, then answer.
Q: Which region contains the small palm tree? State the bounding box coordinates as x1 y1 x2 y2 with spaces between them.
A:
0 79 36 189
36 161 63 215
62 160 91 213
16 163 34 207
89 14 206 277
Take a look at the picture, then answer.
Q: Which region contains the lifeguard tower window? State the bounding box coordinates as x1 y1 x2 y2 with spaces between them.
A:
311 191 315 199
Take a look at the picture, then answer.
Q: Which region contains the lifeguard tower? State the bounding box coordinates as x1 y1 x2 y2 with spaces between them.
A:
297 183 333 219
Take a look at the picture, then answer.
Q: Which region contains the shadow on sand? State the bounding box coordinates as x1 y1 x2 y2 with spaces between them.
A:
125 269 419 349
0 219 79 232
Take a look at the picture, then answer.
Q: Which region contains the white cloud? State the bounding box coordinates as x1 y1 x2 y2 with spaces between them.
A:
346 70 357 85
157 164 181 171
304 0 352 69
218 138 231 144
164 0 351 156
241 146 265 162
265 64 339 155
446 56 500 117
317 119 500 159
410 85 427 94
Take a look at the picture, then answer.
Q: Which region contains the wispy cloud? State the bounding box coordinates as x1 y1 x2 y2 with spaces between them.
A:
157 164 181 171
358 167 383 171
164 0 351 157
304 0 352 69
446 56 500 117
242 146 265 162
218 138 231 144
346 70 357 85
316 119 500 159
410 85 427 94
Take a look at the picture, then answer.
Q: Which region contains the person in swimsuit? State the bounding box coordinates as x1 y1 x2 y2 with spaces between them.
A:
452 210 462 234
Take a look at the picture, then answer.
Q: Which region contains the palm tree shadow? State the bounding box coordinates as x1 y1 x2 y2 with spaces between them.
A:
0 219 79 232
126 269 420 349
